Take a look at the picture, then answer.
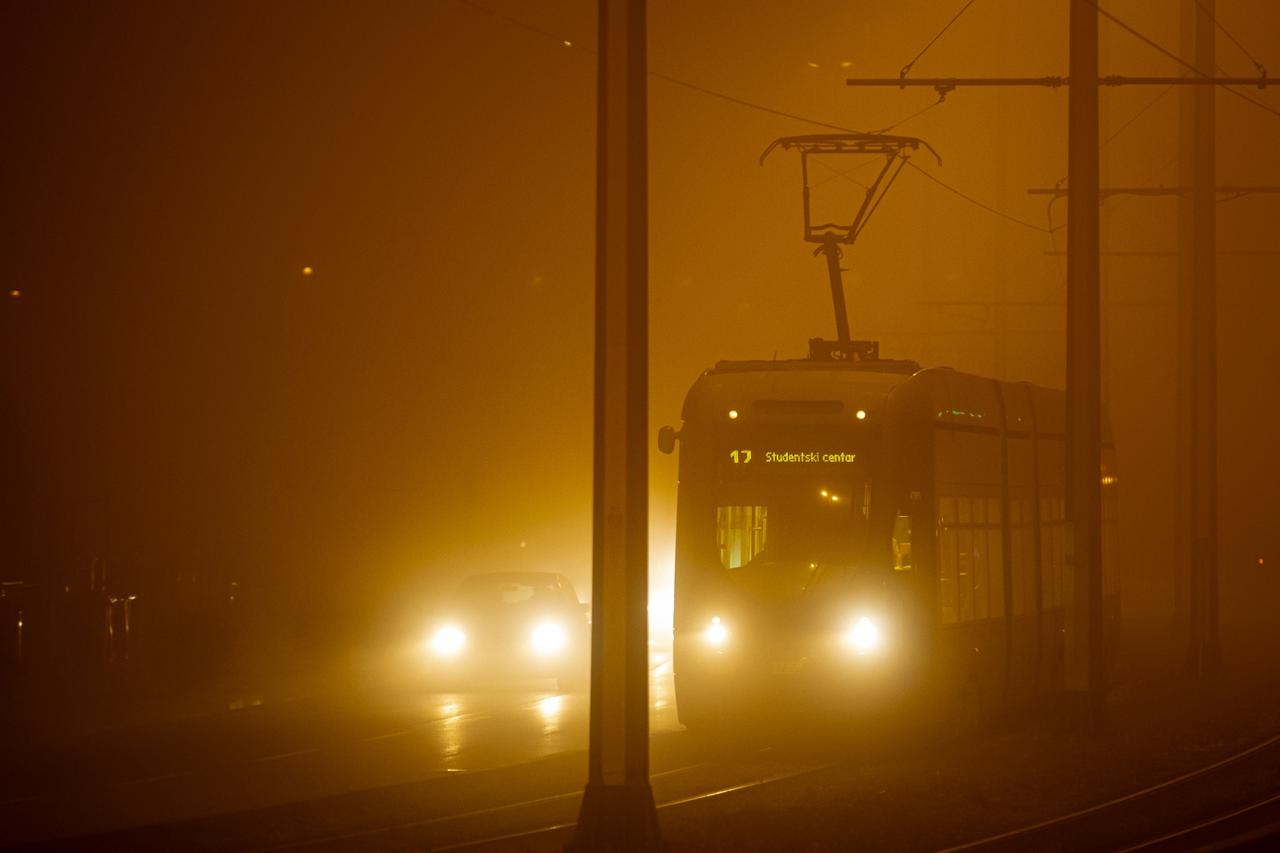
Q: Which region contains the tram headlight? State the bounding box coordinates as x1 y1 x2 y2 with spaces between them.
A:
842 616 881 656
429 624 466 658
703 615 729 647
530 621 568 656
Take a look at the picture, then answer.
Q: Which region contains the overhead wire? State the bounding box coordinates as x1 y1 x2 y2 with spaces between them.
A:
906 160 1058 233
1194 0 1267 77
448 0 1055 236
1089 1 1280 121
899 0 977 80
1049 83 1173 189
875 0 980 135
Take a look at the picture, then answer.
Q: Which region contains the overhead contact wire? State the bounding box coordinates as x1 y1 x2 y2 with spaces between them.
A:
449 0 1051 236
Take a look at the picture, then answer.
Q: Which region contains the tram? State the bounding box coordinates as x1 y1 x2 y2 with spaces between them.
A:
660 339 1119 727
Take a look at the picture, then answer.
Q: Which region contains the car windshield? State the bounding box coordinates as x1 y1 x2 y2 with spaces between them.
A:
454 576 565 609
713 424 870 570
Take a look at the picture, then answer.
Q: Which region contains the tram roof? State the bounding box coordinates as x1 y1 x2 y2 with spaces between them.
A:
681 357 918 423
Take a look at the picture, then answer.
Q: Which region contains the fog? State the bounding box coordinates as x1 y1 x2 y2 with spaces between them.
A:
3 0 1278 752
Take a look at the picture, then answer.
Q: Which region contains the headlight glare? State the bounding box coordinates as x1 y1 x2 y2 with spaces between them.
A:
530 621 568 656
704 615 728 647
430 625 466 657
843 616 881 655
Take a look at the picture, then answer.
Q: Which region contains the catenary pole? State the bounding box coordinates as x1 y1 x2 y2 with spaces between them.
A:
568 0 664 850
1186 0 1222 679
1065 0 1106 731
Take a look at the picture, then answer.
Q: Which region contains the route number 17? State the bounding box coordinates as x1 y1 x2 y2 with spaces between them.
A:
729 449 753 464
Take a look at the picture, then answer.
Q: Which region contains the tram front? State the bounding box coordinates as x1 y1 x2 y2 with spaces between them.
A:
663 355 926 727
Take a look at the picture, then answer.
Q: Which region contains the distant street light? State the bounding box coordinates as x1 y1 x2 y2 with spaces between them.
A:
301 266 314 276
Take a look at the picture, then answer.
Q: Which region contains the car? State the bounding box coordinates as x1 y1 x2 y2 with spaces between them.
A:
423 572 589 692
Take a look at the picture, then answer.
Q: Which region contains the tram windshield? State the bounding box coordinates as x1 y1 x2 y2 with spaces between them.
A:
713 425 870 570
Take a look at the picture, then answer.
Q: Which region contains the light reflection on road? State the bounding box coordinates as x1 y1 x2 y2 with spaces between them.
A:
0 646 683 846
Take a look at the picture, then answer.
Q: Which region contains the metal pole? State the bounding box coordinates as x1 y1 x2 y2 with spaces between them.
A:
820 239 852 343
569 0 663 849
1187 0 1222 679
1065 0 1105 731
1173 0 1196 644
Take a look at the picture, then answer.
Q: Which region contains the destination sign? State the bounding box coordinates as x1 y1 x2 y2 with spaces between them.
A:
727 449 857 465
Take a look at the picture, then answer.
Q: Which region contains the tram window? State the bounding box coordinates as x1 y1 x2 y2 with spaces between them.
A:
988 531 1005 617
1010 500 1021 525
973 499 986 525
1011 529 1027 616
892 515 913 571
939 496 956 525
958 529 974 622
939 529 957 624
987 498 1001 524
974 531 989 620
716 505 768 570
958 497 972 524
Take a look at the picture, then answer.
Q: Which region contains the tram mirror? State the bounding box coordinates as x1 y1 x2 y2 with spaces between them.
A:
658 425 678 455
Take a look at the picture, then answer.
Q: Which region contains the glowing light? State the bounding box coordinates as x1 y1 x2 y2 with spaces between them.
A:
7 289 19 299
301 266 313 276
806 61 820 68
830 494 841 502
429 625 465 657
820 489 829 497
728 409 739 420
1260 557 1266 567
537 694 563 722
562 39 572 47
704 616 728 647
530 621 568 656
843 616 881 655
855 409 867 420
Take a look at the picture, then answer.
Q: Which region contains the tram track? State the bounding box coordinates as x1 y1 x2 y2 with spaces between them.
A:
247 752 831 852
252 728 1280 852
939 730 1280 852
433 761 834 852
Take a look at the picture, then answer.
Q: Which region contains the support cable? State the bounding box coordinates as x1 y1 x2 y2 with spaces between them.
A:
1194 0 1267 78
1089 1 1280 120
899 0 977 80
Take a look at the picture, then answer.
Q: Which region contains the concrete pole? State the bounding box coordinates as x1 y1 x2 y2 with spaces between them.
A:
568 0 663 850
1065 0 1105 730
1186 0 1222 679
1173 0 1196 638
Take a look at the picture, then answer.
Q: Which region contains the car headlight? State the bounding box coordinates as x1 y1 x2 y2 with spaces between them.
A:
703 615 728 647
429 625 466 657
842 616 881 655
530 621 568 656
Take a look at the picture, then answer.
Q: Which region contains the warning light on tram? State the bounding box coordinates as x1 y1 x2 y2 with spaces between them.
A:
855 409 867 420
728 409 739 420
